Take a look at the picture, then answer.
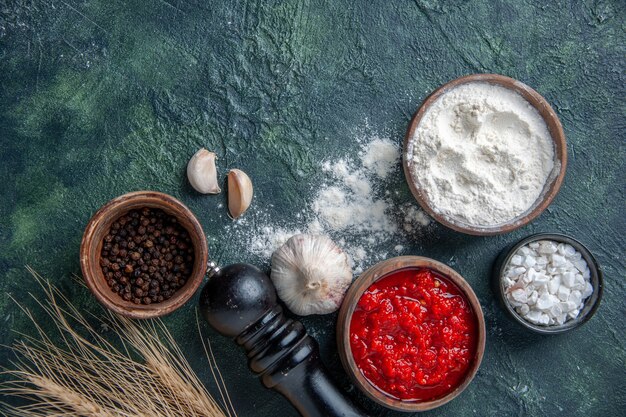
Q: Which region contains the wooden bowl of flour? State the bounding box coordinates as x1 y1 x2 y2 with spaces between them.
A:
403 74 567 236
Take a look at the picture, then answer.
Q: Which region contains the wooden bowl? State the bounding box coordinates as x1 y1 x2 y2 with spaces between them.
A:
337 256 486 412
80 191 208 319
403 73 567 235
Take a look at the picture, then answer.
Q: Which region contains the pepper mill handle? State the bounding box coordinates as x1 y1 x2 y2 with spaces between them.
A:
199 263 368 417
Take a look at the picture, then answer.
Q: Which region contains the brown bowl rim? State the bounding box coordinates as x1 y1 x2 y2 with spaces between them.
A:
336 256 486 412
402 73 568 236
80 191 208 319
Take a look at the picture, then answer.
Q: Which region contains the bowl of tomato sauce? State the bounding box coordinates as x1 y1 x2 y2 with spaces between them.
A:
337 256 486 412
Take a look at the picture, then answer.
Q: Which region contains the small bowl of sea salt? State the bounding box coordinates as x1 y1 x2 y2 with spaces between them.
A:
493 233 603 334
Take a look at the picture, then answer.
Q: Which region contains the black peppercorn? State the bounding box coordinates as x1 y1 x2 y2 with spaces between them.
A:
99 207 194 306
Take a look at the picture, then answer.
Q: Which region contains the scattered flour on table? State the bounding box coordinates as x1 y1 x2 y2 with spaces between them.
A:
406 82 556 226
312 158 397 237
249 226 303 258
361 138 400 178
226 134 432 274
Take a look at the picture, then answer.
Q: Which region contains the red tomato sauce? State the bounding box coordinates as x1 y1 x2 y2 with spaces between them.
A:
349 268 477 401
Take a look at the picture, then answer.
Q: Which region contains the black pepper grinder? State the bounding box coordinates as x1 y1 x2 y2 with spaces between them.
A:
199 263 368 417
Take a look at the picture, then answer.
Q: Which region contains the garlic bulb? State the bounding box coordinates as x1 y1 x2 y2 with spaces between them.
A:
187 149 221 194
270 234 352 315
227 169 253 219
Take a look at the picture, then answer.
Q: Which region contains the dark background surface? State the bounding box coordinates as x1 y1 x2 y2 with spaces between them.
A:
1 1 625 416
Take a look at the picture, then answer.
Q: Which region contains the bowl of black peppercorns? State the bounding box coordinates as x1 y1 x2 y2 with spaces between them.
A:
80 191 208 319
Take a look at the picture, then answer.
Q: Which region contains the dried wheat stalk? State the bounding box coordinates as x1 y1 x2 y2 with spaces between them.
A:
0 267 236 417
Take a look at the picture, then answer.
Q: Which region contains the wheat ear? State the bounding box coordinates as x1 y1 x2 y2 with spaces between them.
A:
0 268 235 417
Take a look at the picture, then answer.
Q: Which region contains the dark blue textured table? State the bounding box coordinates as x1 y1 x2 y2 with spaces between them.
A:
1 1 624 416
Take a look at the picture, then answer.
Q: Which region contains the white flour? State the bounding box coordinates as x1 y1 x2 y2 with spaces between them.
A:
406 82 555 226
226 134 432 273
313 158 397 236
361 138 400 178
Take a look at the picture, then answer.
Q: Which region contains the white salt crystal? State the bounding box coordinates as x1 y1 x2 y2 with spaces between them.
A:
509 267 526 277
582 267 591 280
565 244 576 255
582 282 593 298
519 304 530 315
548 276 561 294
549 304 563 317
523 256 536 268
536 293 557 310
551 254 566 267
538 241 557 254
557 286 571 301
562 272 576 288
574 259 588 273
562 301 577 312
568 309 580 319
557 243 573 256
569 290 582 306
571 275 585 291
539 313 550 325
559 244 577 256
519 246 532 256
528 291 539 305
525 310 543 324
529 242 540 249
535 256 549 266
510 255 523 266
511 289 528 303
533 273 550 286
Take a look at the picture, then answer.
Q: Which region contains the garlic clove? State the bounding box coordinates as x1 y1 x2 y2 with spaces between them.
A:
187 149 221 194
270 234 352 315
227 169 253 219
